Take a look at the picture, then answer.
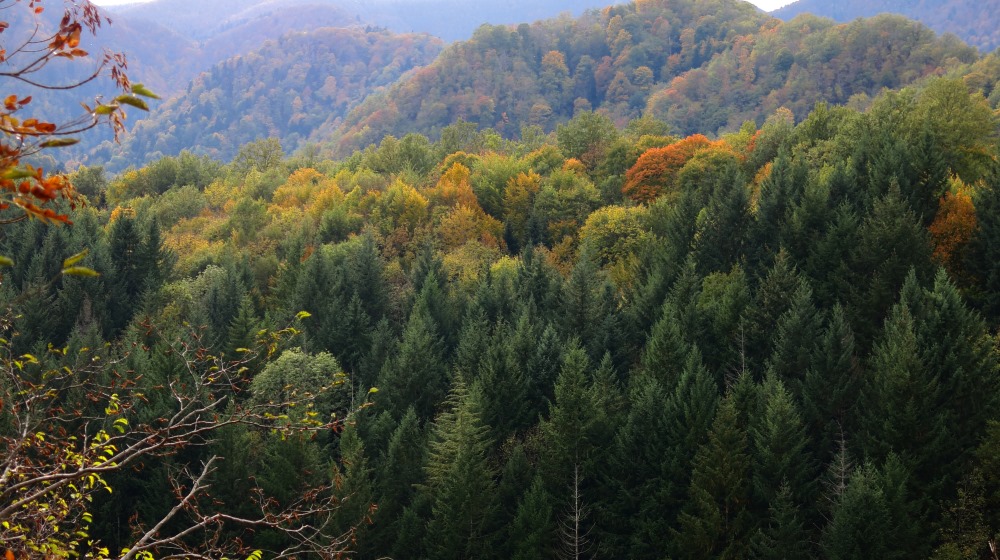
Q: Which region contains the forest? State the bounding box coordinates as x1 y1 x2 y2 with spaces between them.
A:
5 71 1000 557
4 0 1000 558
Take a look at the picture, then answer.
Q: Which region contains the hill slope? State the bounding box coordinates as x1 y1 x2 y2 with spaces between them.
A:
111 0 629 43
96 27 443 169
773 0 1000 53
332 0 770 152
329 0 978 153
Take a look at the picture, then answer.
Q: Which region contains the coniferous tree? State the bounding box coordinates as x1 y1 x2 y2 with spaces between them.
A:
747 484 811 560
370 407 426 558
673 396 753 560
376 302 448 422
801 305 862 465
510 476 558 560
750 376 816 517
766 282 823 396
421 378 500 560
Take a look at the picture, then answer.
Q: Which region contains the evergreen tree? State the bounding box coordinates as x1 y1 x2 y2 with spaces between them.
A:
509 476 557 560
766 282 823 396
747 484 811 560
673 396 753 560
421 378 500 560
376 303 448 422
801 305 862 465
370 407 426 558
750 376 816 517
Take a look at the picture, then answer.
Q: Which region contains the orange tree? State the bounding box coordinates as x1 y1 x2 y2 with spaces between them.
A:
0 0 156 231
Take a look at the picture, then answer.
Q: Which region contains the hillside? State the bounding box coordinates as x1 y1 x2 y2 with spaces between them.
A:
95 27 443 169
112 0 629 43
332 0 770 153
647 13 978 134
5 71 1000 558
329 0 978 154
773 0 1000 53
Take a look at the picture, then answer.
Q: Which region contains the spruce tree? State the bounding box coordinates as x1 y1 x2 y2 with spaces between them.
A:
421 378 500 560
376 303 448 422
750 376 816 518
510 476 557 560
747 484 811 560
673 396 753 560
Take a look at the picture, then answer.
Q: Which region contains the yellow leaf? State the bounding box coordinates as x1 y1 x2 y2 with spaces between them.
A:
62 266 100 277
62 248 89 269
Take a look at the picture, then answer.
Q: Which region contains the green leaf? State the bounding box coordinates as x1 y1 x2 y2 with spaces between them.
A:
296 310 312 320
2 167 34 180
131 83 161 99
62 266 100 277
62 248 89 269
94 104 117 115
368 387 379 394
39 138 80 148
114 95 150 111
0 255 13 267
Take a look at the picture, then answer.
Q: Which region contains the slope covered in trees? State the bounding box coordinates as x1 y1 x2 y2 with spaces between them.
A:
97 28 443 170
111 0 631 43
5 73 1000 557
773 0 1000 53
331 0 978 154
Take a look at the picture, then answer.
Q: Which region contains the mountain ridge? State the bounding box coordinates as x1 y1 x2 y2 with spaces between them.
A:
772 0 1000 52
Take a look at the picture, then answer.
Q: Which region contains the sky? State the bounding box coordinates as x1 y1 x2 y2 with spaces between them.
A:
90 0 798 11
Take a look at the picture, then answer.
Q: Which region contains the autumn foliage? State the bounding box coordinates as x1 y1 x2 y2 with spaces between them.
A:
0 0 155 225
930 184 977 281
622 134 713 204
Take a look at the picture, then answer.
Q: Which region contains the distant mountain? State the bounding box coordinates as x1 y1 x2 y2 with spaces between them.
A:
773 0 1000 53
328 0 978 154
110 0 627 43
95 27 443 169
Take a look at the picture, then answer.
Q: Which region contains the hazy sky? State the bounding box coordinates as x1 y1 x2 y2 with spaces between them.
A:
90 0 797 11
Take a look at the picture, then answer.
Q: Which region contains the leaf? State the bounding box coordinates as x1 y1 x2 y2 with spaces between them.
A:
2 168 34 180
368 387 379 394
114 95 149 111
0 255 12 267
93 104 117 115
296 310 312 320
39 138 80 148
131 83 161 99
62 266 100 277
62 248 89 269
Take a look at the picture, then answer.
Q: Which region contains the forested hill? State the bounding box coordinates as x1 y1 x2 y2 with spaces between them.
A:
330 0 977 154
773 0 1000 53
111 0 629 43
93 28 443 170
